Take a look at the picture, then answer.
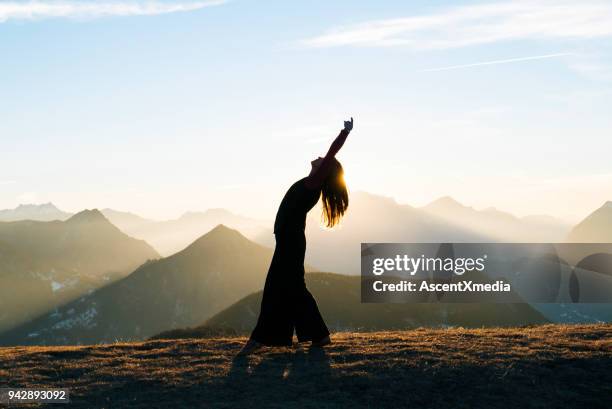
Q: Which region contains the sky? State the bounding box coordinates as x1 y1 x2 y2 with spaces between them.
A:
1 0 612 222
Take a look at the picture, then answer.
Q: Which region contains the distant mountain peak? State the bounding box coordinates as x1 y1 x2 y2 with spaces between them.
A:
0 202 72 222
15 202 59 210
203 224 244 239
66 209 108 224
11 202 64 214
425 196 466 210
181 224 253 254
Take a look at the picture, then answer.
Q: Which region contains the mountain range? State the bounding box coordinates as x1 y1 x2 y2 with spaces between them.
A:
1 228 551 346
0 203 72 222
0 193 578 276
0 210 158 333
102 208 270 256
422 196 571 242
294 192 572 275
0 203 269 256
0 195 610 346
0 225 273 345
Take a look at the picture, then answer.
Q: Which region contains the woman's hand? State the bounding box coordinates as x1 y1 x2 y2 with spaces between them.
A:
306 117 354 188
344 117 354 133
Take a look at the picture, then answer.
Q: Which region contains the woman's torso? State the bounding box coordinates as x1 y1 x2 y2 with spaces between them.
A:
273 177 321 234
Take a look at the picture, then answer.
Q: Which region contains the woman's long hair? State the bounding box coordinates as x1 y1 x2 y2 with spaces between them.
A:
321 158 349 228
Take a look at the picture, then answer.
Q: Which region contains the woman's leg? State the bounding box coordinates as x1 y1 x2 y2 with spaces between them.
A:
294 278 330 343
249 277 293 346
293 233 330 343
248 236 296 346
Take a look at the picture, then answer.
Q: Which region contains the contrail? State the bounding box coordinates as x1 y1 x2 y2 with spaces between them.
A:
420 53 572 72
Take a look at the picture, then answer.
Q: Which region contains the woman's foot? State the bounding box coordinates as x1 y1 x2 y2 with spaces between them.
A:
238 339 263 355
311 335 331 347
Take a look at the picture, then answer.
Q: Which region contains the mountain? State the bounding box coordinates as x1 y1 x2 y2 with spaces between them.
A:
566 201 612 242
0 210 159 333
0 209 158 277
0 203 72 222
422 196 571 242
0 205 270 256
100 208 154 232
0 196 574 272
259 192 571 276
542 202 612 323
102 208 271 256
204 272 548 333
0 225 274 346
283 192 494 275
502 205 612 324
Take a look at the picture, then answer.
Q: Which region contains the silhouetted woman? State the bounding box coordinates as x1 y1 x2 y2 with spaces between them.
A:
240 118 354 354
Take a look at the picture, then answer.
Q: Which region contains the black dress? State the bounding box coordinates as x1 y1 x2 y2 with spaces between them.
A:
249 177 330 346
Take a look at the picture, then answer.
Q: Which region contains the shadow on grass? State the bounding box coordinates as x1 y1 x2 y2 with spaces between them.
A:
228 346 332 383
211 347 335 408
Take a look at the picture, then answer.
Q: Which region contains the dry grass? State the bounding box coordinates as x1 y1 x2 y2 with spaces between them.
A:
1 324 611 408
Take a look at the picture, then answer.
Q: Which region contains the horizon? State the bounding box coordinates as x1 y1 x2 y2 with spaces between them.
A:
2 190 606 225
2 0 612 222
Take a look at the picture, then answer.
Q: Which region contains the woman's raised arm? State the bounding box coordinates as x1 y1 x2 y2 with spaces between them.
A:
305 118 353 189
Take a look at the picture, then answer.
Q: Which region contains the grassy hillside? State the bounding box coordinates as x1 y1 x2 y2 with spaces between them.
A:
203 272 548 334
1 324 609 408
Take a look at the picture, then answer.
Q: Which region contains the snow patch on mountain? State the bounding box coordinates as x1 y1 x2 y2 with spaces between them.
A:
52 306 98 330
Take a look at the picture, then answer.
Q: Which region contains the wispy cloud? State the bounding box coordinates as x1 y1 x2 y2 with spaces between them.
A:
0 180 17 185
420 53 571 72
302 1 612 49
0 1 225 23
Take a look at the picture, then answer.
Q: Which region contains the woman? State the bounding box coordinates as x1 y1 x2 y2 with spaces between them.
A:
240 117 354 354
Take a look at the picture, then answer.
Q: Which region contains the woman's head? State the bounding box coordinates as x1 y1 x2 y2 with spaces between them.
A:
320 158 349 228
311 157 324 172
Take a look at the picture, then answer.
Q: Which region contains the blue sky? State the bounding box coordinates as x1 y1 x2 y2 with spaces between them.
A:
1 0 612 221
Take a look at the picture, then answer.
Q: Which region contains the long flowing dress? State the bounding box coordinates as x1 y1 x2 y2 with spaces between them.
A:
249 177 330 346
